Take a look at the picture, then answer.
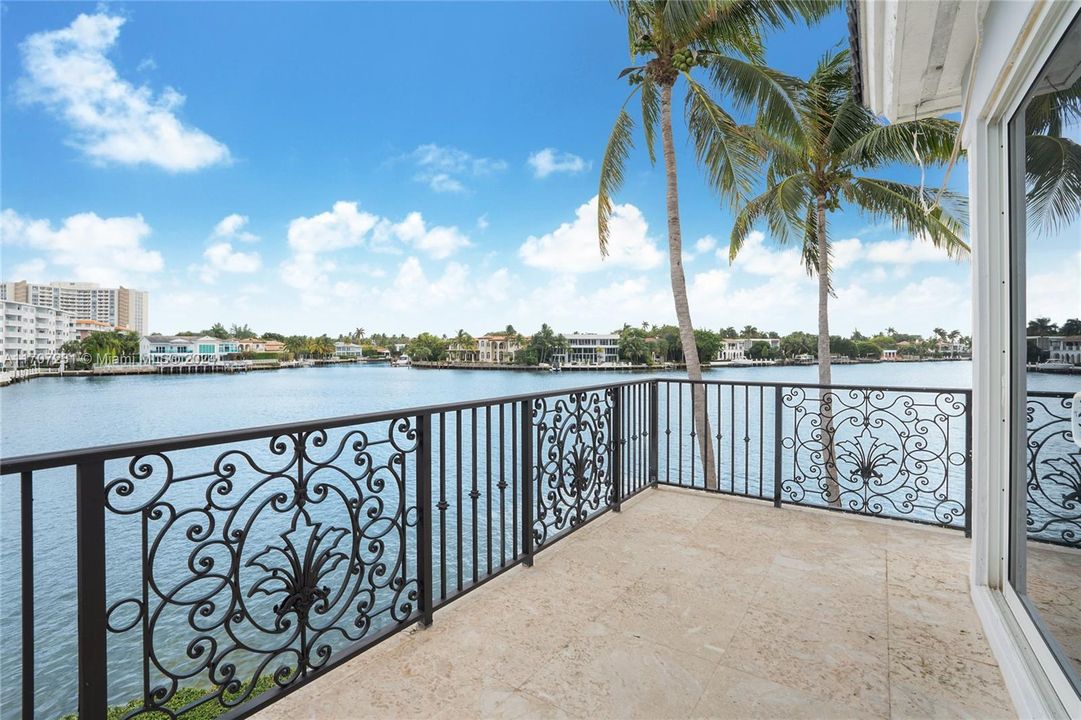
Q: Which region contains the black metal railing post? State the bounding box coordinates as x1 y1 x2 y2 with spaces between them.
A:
611 387 622 512
520 399 534 566
773 386 783 508
416 413 434 627
649 380 659 486
76 461 107 720
964 390 973 538
21 471 34 718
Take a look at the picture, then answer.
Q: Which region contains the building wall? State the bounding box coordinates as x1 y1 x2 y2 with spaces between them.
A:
1 300 76 362
553 333 620 365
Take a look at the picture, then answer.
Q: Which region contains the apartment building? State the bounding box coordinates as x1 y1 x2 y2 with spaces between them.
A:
1 300 77 363
1 280 149 335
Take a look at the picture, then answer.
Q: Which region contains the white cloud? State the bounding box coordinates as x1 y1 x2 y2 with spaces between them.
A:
831 238 863 269
213 214 259 243
383 212 471 259
1028 251 1081 321
10 258 47 280
16 12 229 172
727 230 807 279
409 144 506 193
864 237 956 264
287 201 380 254
279 202 471 306
477 214 490 231
694 236 718 254
519 196 663 273
200 242 261 283
1 208 163 286
527 148 589 178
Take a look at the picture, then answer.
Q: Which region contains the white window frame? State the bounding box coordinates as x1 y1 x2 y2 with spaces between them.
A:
969 2 1081 717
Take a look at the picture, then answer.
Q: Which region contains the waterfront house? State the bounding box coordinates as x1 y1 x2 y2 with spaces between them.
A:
446 339 479 363
236 338 267 353
553 332 621 365
715 337 782 362
477 334 522 364
882 348 899 361
1030 335 1081 365
334 341 364 357
139 335 238 364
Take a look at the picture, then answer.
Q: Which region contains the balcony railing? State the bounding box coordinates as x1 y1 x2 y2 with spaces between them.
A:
0 377 990 719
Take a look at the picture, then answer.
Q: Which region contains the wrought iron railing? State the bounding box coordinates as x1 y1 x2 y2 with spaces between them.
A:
2 378 974 720
1024 391 1080 548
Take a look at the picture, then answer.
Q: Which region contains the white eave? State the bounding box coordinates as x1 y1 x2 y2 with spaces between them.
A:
858 0 986 121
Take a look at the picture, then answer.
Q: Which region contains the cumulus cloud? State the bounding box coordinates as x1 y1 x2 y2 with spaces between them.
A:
1 209 163 286
199 215 261 282
213 214 259 243
279 202 472 305
409 144 506 193
527 148 589 178
864 237 957 264
383 212 471 259
16 12 229 172
200 242 261 283
518 196 663 273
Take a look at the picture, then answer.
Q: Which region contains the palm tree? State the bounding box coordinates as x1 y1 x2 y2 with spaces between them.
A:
599 0 833 488
729 49 967 503
354 327 366 343
730 49 967 385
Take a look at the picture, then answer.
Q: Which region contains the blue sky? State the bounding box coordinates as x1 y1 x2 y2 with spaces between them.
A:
1 1 1070 338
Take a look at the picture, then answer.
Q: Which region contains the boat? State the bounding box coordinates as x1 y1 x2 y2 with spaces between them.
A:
1035 361 1077 373
393 357 411 368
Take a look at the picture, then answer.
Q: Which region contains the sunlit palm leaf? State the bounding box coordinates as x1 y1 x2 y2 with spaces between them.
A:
685 75 756 206
844 177 969 257
598 107 636 253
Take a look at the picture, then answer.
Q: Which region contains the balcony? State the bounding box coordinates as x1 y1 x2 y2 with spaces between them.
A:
5 378 1072 718
254 488 1010 719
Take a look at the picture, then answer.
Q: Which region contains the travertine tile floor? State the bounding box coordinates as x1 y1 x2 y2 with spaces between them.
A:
1028 542 1081 679
256 487 1013 719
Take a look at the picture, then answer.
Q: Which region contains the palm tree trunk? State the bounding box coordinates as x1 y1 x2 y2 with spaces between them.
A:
661 84 717 490
815 195 840 507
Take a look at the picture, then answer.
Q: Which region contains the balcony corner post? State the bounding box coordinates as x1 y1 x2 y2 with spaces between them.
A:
773 387 784 509
416 413 434 628
964 390 973 538
76 460 108 720
649 380 659 487
611 386 622 513
520 399 535 567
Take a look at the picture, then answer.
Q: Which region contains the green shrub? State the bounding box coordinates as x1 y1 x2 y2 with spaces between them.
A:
61 675 276 720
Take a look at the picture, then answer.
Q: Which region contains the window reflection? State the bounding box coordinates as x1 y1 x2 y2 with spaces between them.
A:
1010 10 1081 688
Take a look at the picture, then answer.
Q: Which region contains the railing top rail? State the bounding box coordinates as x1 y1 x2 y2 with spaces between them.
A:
0 377 652 475
657 377 973 396
1025 390 1078 399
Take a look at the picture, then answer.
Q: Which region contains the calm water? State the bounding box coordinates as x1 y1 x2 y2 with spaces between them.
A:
1 362 1076 719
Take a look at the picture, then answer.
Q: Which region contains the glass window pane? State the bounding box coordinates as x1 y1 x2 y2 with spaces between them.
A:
1009 10 1081 689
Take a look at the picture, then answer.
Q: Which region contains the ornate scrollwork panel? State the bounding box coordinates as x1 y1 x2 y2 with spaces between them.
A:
1025 394 1080 547
103 418 420 717
531 390 614 547
780 388 968 527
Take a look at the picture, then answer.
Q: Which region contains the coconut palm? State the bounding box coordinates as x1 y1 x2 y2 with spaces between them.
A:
729 49 968 387
599 0 833 488
729 49 967 504
1021 74 1081 233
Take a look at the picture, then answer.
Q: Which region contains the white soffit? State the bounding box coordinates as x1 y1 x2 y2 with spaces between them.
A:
860 0 986 121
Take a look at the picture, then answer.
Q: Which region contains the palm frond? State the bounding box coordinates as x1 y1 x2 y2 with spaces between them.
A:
706 55 805 141
641 76 660 165
729 172 813 259
684 74 757 207
598 106 636 254
845 177 970 257
841 117 959 167
1025 133 1081 233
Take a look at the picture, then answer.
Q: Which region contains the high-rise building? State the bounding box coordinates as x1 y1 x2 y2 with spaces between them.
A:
0 281 149 335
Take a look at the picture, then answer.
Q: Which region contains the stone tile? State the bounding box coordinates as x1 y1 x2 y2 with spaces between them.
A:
752 553 889 632
887 575 996 665
521 621 718 719
723 605 891 717
888 641 1014 719
692 664 885 719
605 575 750 660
